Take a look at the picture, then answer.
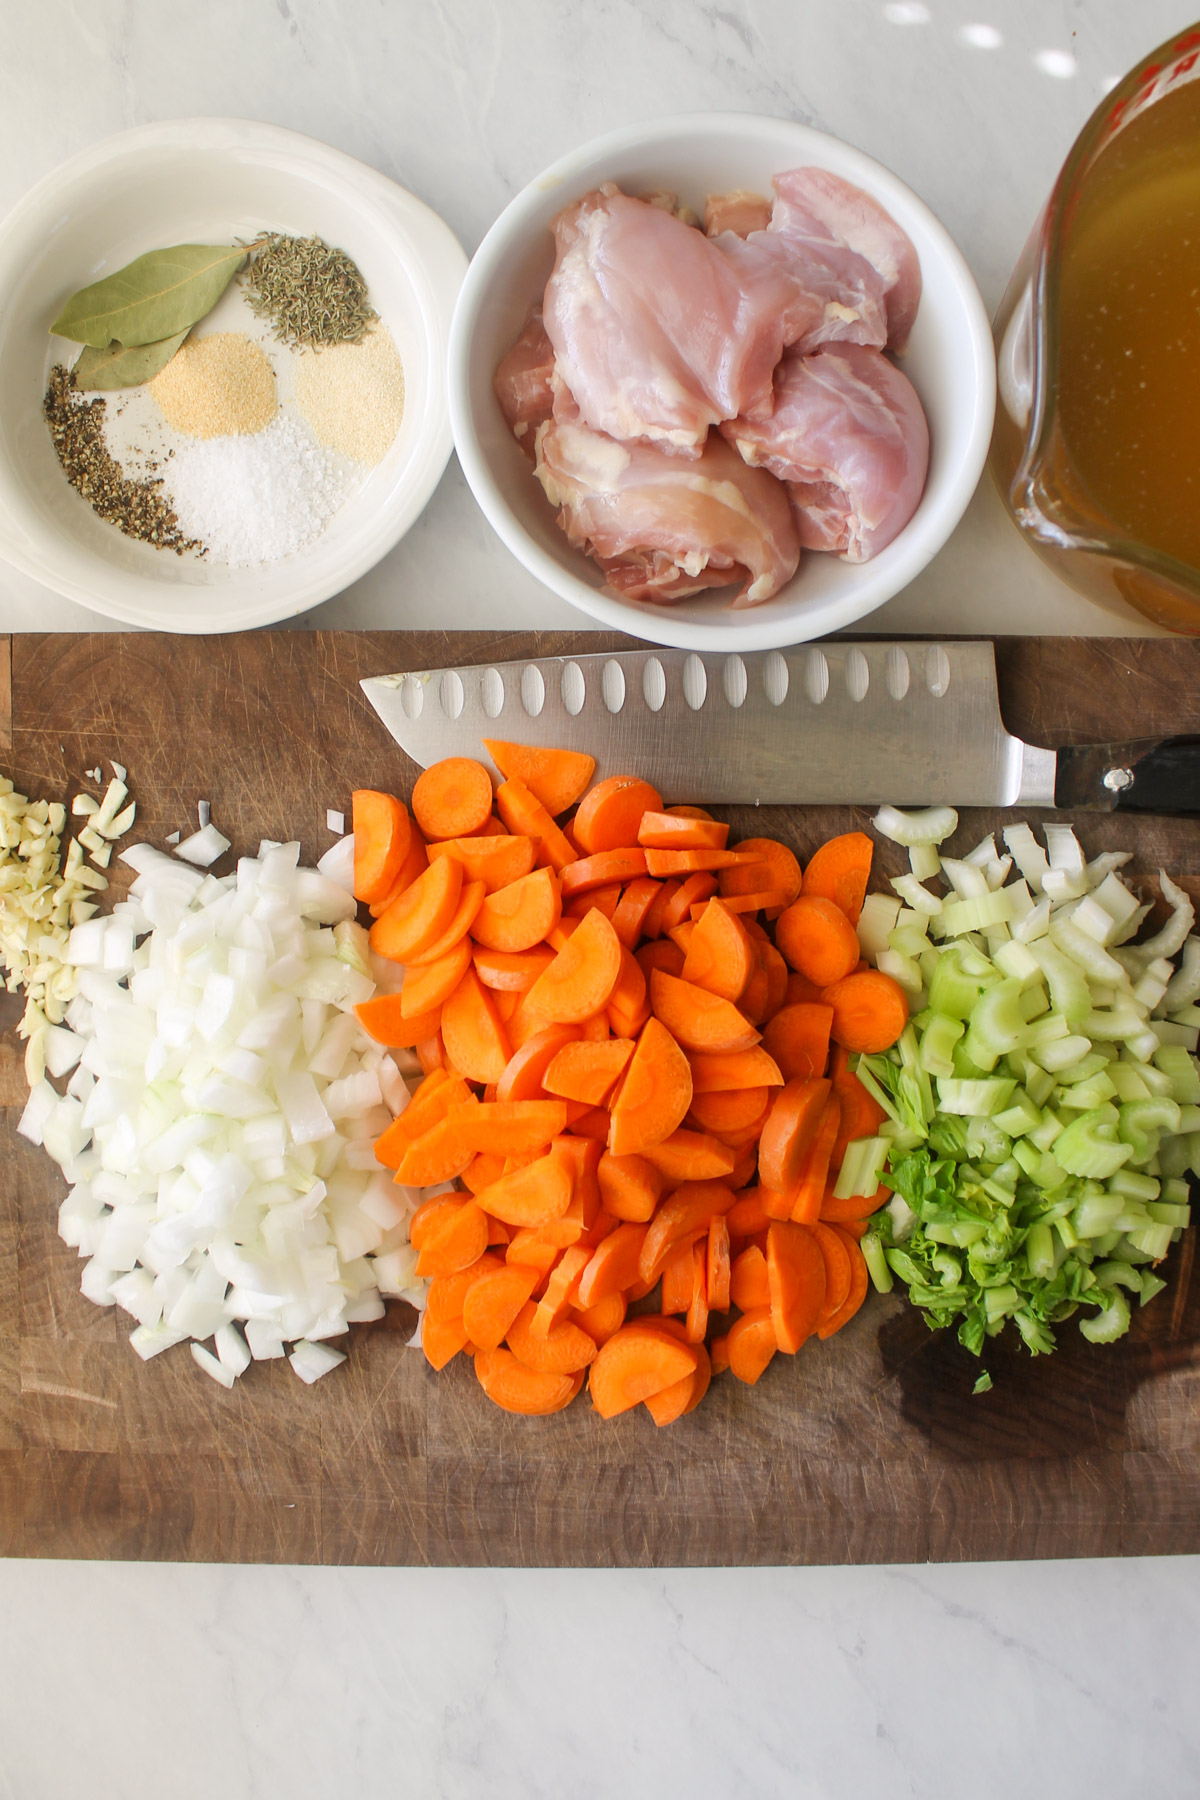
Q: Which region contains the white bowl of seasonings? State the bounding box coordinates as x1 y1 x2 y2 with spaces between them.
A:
0 118 467 630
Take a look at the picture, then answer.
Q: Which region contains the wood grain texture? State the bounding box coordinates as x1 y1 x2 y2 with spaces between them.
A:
2 630 1199 1567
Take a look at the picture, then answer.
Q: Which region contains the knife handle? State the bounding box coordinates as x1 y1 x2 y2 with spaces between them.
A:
1055 737 1200 814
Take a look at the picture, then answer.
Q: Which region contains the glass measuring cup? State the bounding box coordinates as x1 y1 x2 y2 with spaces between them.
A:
991 24 1200 632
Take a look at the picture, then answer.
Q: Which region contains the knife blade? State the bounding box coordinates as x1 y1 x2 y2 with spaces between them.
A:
361 642 1200 813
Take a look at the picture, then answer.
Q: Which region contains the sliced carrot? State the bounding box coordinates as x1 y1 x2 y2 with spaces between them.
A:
641 876 681 939
608 1017 693 1156
427 833 537 893
495 1024 581 1102
505 1231 562 1275
785 972 826 1007
580 1011 611 1043
766 1220 827 1353
372 1069 466 1168
607 944 650 1038
660 1238 696 1314
568 1105 613 1143
758 942 789 1019
573 775 662 856
508 1299 597 1372
368 822 429 918
813 1220 853 1322
635 938 685 982
645 847 746 877
474 943 556 992
704 888 792 918
561 848 648 898
787 1093 843 1225
461 1150 507 1195
447 1099 569 1155
352 790 411 905
553 1135 603 1225
638 1179 736 1284
543 1037 634 1106
495 777 577 873
729 1137 759 1192
587 1323 697 1418
726 1191 772 1237
706 1214 732 1312
730 1243 771 1312
564 882 623 923
761 1002 833 1083
680 897 754 1003
758 1076 832 1194
415 1199 490 1278
597 1151 663 1222
399 937 474 1018
667 920 697 957
649 969 759 1055
440 967 512 1085
415 1033 445 1074
409 1192 465 1250
530 1244 592 1335
726 1306 778 1384
423 1313 470 1371
575 1222 648 1309
492 988 521 1024
474 1346 583 1415
687 1046 784 1093
369 854 464 964
470 865 561 953
570 1292 627 1347
461 1262 541 1350
658 1336 712 1421
412 757 494 841
475 1146 575 1228
611 877 662 948
395 1104 480 1186
822 969 910 1054
801 830 873 926
482 741 595 817
637 812 730 852
525 907 623 1024
819 1182 887 1224
685 1242 709 1342
425 1252 504 1325
689 1085 770 1137
718 837 803 912
774 894 860 988
351 994 441 1050
816 1229 870 1338
666 804 715 821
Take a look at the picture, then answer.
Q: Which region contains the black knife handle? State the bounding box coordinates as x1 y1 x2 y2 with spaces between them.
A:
1055 737 1200 814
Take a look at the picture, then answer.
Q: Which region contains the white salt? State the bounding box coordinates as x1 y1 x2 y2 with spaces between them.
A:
163 411 348 566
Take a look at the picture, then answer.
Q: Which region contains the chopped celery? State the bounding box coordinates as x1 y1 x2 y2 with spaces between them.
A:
917 1012 964 1079
1079 1289 1131 1342
1154 1043 1200 1105
1029 939 1092 1026
942 890 1015 935
993 1090 1042 1138
1053 1108 1133 1180
909 842 941 881
961 978 1030 1071
935 1076 1016 1116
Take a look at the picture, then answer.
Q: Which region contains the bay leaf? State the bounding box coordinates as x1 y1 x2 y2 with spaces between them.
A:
71 329 189 391
50 244 248 349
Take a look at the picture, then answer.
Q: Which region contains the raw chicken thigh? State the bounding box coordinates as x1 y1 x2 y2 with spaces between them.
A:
724 343 929 562
492 164 930 610
492 307 556 455
534 400 800 605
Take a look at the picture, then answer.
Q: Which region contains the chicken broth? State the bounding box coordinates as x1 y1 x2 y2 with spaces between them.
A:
1054 76 1200 570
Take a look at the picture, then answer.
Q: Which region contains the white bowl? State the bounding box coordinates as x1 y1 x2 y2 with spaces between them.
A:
0 119 467 631
449 113 996 652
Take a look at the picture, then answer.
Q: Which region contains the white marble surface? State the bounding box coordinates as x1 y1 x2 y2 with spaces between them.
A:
0 0 1192 636
4 5 1200 1796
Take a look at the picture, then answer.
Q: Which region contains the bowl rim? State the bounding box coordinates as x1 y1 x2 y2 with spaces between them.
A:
0 117 467 631
448 110 997 652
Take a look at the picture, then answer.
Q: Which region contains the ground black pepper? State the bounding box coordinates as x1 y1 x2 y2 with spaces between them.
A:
42 364 205 555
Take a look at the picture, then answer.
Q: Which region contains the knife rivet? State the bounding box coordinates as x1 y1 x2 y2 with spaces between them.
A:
1103 766 1134 792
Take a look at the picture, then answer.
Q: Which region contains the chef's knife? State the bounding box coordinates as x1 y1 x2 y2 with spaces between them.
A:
361 642 1200 813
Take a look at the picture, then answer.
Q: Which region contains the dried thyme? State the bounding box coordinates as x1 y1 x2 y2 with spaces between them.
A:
42 365 205 556
241 233 376 349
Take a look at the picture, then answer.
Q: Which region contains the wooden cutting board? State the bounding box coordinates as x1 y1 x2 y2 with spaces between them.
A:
2 629 1199 1567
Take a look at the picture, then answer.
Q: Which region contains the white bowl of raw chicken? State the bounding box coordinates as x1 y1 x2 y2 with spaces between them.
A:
449 113 995 651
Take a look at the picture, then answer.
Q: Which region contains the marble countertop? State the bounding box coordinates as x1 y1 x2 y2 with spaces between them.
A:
3 2 1200 1795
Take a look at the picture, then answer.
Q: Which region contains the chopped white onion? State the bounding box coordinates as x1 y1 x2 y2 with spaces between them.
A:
317 833 355 895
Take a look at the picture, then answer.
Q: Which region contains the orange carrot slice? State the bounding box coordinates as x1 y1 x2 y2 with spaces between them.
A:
660 1238 696 1314
686 1046 784 1093
447 1099 569 1155
474 1146 575 1228
637 812 730 852
372 1069 462 1168
611 877 662 949
461 1262 541 1350
758 1077 831 1194
570 1291 627 1347
608 1016 693 1156
425 1252 504 1325
680 897 754 1003
427 833 537 893
644 846 748 877
730 1242 771 1312
766 1221 827 1353
543 1037 635 1106
689 1086 770 1137
473 943 556 991
423 1314 470 1371
560 848 648 898
641 1129 736 1183
718 837 803 912
638 1179 736 1283
587 1323 698 1418
725 1306 778 1384
368 822 429 918
575 1222 648 1309
415 1199 490 1278
800 830 873 925
352 790 411 905
812 1220 853 1322
649 969 759 1054
496 1023 582 1102
597 1151 663 1223
529 1244 592 1335
399 937 474 1018
788 1093 842 1225
369 854 464 963
482 741 595 817
412 757 494 841
440 967 512 1084
816 1228 870 1338
685 1240 709 1343
645 1337 711 1425
774 895 860 988
495 777 577 873
474 1347 583 1415
606 944 650 1038
563 882 623 923
573 775 662 855
525 907 623 1024
470 866 562 953
821 968 910 1054
760 1001 832 1082
508 1299 597 1372
405 878 486 967
661 873 718 932
395 1106 480 1185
